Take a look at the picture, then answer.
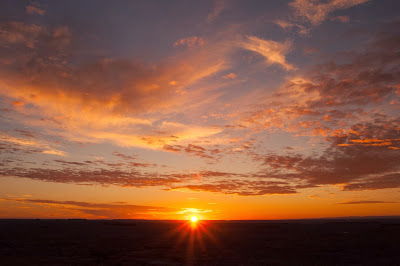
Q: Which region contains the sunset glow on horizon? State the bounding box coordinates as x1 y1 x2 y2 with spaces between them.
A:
190 216 199 223
0 0 399 220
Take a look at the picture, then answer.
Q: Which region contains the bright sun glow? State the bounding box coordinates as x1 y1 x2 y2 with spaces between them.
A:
190 215 199 222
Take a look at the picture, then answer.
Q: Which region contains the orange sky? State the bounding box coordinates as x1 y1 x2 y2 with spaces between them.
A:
0 0 399 220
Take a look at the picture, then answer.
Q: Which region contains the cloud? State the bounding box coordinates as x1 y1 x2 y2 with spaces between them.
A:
177 208 212 214
237 36 294 70
253 118 400 189
0 158 306 196
170 180 297 196
207 0 227 23
14 129 36 138
222 72 237 79
274 20 310 36
174 36 205 47
339 200 397 204
0 22 47 48
163 144 221 160
0 21 228 149
289 0 369 26
0 21 223 109
1 198 175 219
343 173 400 191
331 15 351 23
25 2 46 16
241 26 400 136
56 122 223 149
0 167 181 187
42 149 66 156
0 132 66 156
240 25 400 189
275 0 368 35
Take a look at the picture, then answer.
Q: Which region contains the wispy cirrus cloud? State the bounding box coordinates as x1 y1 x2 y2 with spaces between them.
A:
274 20 310 36
207 0 228 23
170 182 298 196
0 132 66 156
237 36 294 70
0 167 181 187
174 36 205 48
163 143 222 161
0 21 228 149
343 173 400 191
236 25 400 192
275 0 369 35
241 25 400 136
0 197 176 219
289 0 369 26
25 2 46 16
339 200 397 204
251 117 400 190
0 155 308 196
331 15 351 23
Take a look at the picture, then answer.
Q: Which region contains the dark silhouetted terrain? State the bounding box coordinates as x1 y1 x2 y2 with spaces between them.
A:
1 219 400 265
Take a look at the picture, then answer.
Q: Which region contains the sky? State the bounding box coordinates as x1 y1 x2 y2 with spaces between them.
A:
0 0 399 220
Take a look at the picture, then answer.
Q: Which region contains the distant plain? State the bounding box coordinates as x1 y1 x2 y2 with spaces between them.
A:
1 219 399 265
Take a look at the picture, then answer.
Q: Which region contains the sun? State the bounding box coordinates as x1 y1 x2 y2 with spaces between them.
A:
190 215 199 223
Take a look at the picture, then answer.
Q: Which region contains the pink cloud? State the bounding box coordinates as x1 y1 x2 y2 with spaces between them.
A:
222 73 237 79
289 0 368 26
237 36 294 70
25 3 46 16
332 15 351 23
174 36 205 48
1 198 176 219
207 0 227 23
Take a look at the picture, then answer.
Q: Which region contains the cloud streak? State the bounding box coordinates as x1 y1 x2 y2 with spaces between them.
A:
237 36 294 70
25 2 46 16
289 0 369 26
339 200 397 204
1 197 176 219
207 0 227 23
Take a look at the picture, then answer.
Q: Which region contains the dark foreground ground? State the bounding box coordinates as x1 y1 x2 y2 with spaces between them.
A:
1 219 400 265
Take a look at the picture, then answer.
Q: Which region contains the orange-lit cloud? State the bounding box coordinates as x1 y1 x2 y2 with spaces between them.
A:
251 118 400 189
207 0 227 23
0 198 176 219
339 200 396 204
343 173 400 191
275 0 368 35
289 0 369 26
237 36 294 70
1 2 399 215
0 21 230 149
331 15 351 23
177 208 212 214
0 22 47 48
0 132 66 156
174 36 205 47
222 72 237 79
241 27 400 138
25 2 46 16
274 20 310 36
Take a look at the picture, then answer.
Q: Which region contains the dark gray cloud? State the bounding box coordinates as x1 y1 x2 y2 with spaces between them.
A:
343 173 400 191
163 144 221 160
255 118 400 189
0 167 180 187
170 179 297 196
1 198 176 219
339 200 397 204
